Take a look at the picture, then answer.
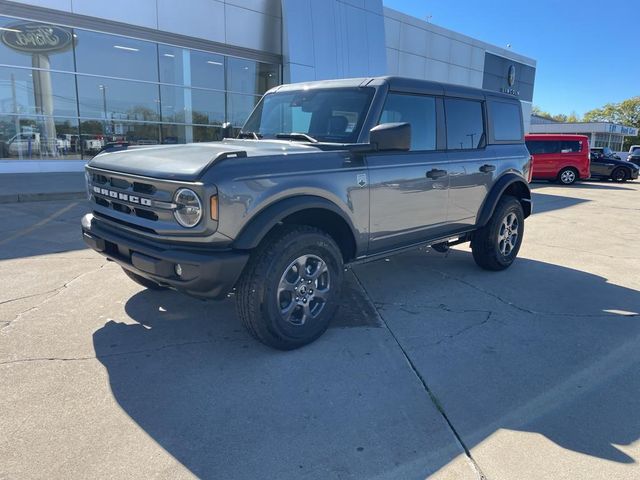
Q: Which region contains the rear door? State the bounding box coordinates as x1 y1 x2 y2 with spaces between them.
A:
367 92 449 254
445 97 492 227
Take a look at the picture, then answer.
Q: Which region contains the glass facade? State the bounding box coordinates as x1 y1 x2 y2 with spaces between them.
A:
0 15 280 162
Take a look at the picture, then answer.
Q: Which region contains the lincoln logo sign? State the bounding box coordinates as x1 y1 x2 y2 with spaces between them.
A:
508 64 516 86
500 64 520 96
1 22 73 54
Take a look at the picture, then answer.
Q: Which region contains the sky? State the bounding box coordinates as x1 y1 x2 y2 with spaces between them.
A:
383 0 638 117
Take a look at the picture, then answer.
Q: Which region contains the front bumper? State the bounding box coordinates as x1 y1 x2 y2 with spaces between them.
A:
82 213 249 299
631 169 639 180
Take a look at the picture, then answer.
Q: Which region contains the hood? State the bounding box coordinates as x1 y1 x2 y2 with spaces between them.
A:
87 139 323 181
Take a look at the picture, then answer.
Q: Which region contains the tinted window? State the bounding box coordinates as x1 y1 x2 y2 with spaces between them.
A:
227 57 279 95
445 99 484 150
560 140 582 153
0 67 78 117
379 93 436 151
0 18 75 72
77 76 160 121
490 101 522 141
526 140 559 154
74 30 158 81
527 140 582 155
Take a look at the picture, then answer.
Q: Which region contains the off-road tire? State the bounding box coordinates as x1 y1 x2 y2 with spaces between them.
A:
122 268 166 290
557 167 578 185
471 195 524 271
235 225 344 350
611 167 627 183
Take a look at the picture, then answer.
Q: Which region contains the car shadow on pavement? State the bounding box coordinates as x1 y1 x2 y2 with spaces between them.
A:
530 191 589 214
530 181 636 191
93 250 640 478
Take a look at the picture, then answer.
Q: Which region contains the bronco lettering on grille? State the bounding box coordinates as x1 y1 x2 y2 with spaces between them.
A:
93 186 152 206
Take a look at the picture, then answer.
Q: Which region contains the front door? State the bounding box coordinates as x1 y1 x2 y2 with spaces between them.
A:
590 155 615 178
367 93 448 254
368 151 449 253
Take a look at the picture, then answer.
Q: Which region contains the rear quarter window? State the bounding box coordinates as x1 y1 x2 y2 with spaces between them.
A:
490 101 523 142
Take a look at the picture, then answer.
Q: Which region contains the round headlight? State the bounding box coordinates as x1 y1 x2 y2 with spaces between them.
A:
173 188 202 228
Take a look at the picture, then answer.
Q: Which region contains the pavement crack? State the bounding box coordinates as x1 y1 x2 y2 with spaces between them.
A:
431 311 494 346
0 291 55 306
1 262 109 333
425 269 534 314
0 339 216 366
351 271 488 480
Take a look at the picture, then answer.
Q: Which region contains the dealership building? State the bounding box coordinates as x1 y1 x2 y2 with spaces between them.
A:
0 0 536 173
529 115 638 152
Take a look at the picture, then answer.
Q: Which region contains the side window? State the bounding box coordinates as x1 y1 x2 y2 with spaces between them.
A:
379 93 436 151
490 101 523 141
560 141 581 153
525 141 544 154
445 98 485 150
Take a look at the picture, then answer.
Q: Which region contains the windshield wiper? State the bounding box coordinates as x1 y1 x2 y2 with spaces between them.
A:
237 131 262 140
276 132 318 143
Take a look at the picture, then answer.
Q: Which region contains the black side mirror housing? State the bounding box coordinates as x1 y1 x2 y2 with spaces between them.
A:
369 122 411 151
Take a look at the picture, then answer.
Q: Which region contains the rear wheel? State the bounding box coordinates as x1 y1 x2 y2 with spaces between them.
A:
557 167 578 185
122 268 166 290
471 195 524 271
235 225 344 350
612 167 627 182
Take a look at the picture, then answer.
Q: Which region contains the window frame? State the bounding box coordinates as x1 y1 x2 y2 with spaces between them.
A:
487 99 524 144
444 97 487 152
377 91 441 153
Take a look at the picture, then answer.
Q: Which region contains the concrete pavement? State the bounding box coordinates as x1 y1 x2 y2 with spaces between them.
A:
0 172 86 204
1 180 639 479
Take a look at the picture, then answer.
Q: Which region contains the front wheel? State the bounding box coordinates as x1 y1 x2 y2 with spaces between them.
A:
235 225 344 350
611 167 627 182
471 195 524 271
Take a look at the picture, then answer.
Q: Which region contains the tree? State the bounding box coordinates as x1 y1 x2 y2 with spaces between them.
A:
584 97 640 149
532 106 580 123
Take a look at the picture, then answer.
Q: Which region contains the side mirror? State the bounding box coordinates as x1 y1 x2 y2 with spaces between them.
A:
369 122 411 151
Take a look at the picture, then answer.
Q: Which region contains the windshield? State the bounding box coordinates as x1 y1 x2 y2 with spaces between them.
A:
241 87 374 143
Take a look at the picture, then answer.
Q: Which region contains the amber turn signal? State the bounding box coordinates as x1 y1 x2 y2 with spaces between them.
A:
210 194 219 221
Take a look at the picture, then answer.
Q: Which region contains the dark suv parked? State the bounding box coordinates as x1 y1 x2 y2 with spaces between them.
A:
82 76 532 349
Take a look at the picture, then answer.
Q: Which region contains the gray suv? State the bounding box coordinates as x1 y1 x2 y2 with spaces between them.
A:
82 76 532 349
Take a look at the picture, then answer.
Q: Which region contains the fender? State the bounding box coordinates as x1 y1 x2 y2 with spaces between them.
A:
233 195 357 250
476 173 532 226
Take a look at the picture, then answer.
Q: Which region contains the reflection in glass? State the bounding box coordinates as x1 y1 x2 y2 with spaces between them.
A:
0 67 78 117
0 115 81 160
193 125 223 142
0 16 76 72
192 89 224 125
190 50 224 90
227 93 259 127
79 120 159 159
227 57 279 95
77 76 160 122
74 29 158 81
159 45 225 90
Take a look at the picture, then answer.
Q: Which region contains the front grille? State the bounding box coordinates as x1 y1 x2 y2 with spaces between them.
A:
88 169 175 230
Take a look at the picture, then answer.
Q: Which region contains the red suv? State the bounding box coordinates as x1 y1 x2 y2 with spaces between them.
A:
525 134 590 185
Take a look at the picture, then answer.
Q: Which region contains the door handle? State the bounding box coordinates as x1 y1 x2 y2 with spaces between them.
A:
426 168 447 179
479 164 496 173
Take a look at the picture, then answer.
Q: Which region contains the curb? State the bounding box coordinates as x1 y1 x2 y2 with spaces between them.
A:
0 192 86 204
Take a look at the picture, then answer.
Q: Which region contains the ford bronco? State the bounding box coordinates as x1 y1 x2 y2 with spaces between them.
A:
82 76 532 349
